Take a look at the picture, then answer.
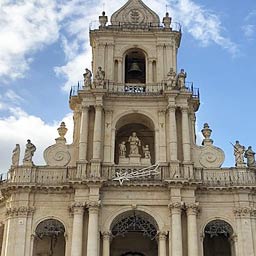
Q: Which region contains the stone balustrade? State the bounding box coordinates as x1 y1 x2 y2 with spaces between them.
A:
2 165 256 187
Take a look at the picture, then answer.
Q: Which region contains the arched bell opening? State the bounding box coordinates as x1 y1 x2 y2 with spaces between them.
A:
125 49 146 84
110 210 158 256
33 219 65 256
115 113 155 165
203 220 234 256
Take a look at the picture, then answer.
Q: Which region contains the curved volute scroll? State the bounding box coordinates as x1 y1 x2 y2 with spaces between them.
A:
44 122 71 167
110 0 160 26
192 123 225 168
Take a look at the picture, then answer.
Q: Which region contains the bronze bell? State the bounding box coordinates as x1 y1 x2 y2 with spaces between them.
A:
128 62 142 74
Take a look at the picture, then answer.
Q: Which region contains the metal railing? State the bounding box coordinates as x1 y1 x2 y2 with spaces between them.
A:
89 21 181 33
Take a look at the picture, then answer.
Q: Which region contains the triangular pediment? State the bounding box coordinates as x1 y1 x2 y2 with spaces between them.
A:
111 0 160 25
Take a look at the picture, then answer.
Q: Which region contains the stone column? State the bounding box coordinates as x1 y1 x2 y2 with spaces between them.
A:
158 110 167 163
87 201 100 256
102 231 111 256
190 112 196 144
93 105 103 160
117 58 123 83
181 107 191 162
148 60 153 83
169 202 183 256
234 207 254 256
158 231 167 256
186 203 199 256
79 105 89 161
70 203 85 256
168 106 177 161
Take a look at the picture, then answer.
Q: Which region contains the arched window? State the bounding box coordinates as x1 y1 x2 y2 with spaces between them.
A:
203 220 233 256
33 219 65 256
125 49 146 84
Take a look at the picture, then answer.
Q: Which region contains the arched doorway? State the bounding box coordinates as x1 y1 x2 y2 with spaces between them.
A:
33 219 65 256
110 211 158 256
115 113 155 165
203 220 234 256
125 49 146 84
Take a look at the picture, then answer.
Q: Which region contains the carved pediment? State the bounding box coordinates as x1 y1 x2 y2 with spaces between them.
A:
111 0 160 25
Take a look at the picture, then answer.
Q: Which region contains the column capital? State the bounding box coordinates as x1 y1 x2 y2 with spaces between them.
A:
167 105 176 112
186 202 200 215
6 206 36 217
158 231 168 240
95 104 103 110
81 104 90 111
87 200 101 213
181 106 189 113
233 207 253 218
70 202 85 215
169 202 184 214
102 231 112 240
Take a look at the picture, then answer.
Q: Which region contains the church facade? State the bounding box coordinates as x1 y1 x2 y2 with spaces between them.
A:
0 0 256 256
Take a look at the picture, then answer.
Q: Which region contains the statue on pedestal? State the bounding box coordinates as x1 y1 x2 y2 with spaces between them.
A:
143 145 151 159
128 132 141 155
177 69 186 89
83 68 92 88
244 146 256 168
12 144 20 167
166 68 176 89
94 66 105 87
119 141 126 157
162 12 172 28
233 140 245 167
23 139 36 165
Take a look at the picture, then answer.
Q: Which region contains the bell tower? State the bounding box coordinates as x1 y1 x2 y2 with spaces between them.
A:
70 0 200 179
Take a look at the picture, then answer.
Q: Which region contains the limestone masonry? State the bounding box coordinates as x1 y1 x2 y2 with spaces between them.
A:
0 0 256 256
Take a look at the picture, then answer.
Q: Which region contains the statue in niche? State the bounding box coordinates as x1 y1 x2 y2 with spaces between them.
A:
23 139 36 165
83 68 92 88
166 68 177 88
94 66 105 87
119 141 126 157
128 132 141 155
12 144 20 167
233 140 245 167
244 146 256 167
177 68 187 89
143 145 151 159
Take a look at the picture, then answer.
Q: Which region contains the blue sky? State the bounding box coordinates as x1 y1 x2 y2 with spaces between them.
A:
0 0 255 172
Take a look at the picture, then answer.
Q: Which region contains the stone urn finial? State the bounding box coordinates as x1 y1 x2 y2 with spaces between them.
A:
57 122 68 141
201 123 213 145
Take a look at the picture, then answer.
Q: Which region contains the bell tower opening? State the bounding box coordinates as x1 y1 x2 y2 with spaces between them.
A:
125 49 146 84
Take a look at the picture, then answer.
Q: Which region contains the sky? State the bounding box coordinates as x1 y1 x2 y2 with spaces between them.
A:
0 0 255 172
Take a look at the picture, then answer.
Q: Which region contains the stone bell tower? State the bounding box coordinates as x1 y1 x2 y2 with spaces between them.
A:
70 0 202 178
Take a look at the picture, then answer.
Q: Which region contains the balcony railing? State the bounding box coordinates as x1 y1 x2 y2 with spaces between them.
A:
70 81 199 99
2 165 256 188
89 21 181 33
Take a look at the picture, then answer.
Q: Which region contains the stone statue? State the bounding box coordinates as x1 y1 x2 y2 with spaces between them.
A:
162 12 172 28
233 140 245 167
12 144 20 167
143 145 151 159
94 66 105 87
177 69 187 89
119 141 126 157
23 139 36 165
166 68 176 88
244 146 256 168
128 132 141 155
83 68 92 88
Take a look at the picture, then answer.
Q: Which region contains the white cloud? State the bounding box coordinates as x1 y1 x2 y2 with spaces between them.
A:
242 10 256 40
0 0 60 81
0 109 73 173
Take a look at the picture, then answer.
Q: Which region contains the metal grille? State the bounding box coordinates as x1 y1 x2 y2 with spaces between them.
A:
112 213 157 240
204 220 233 238
36 219 65 239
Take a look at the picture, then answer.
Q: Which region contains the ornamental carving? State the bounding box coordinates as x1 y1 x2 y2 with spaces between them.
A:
6 206 35 217
186 202 200 215
234 207 253 217
169 202 185 213
69 202 85 214
204 220 233 238
44 122 71 167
